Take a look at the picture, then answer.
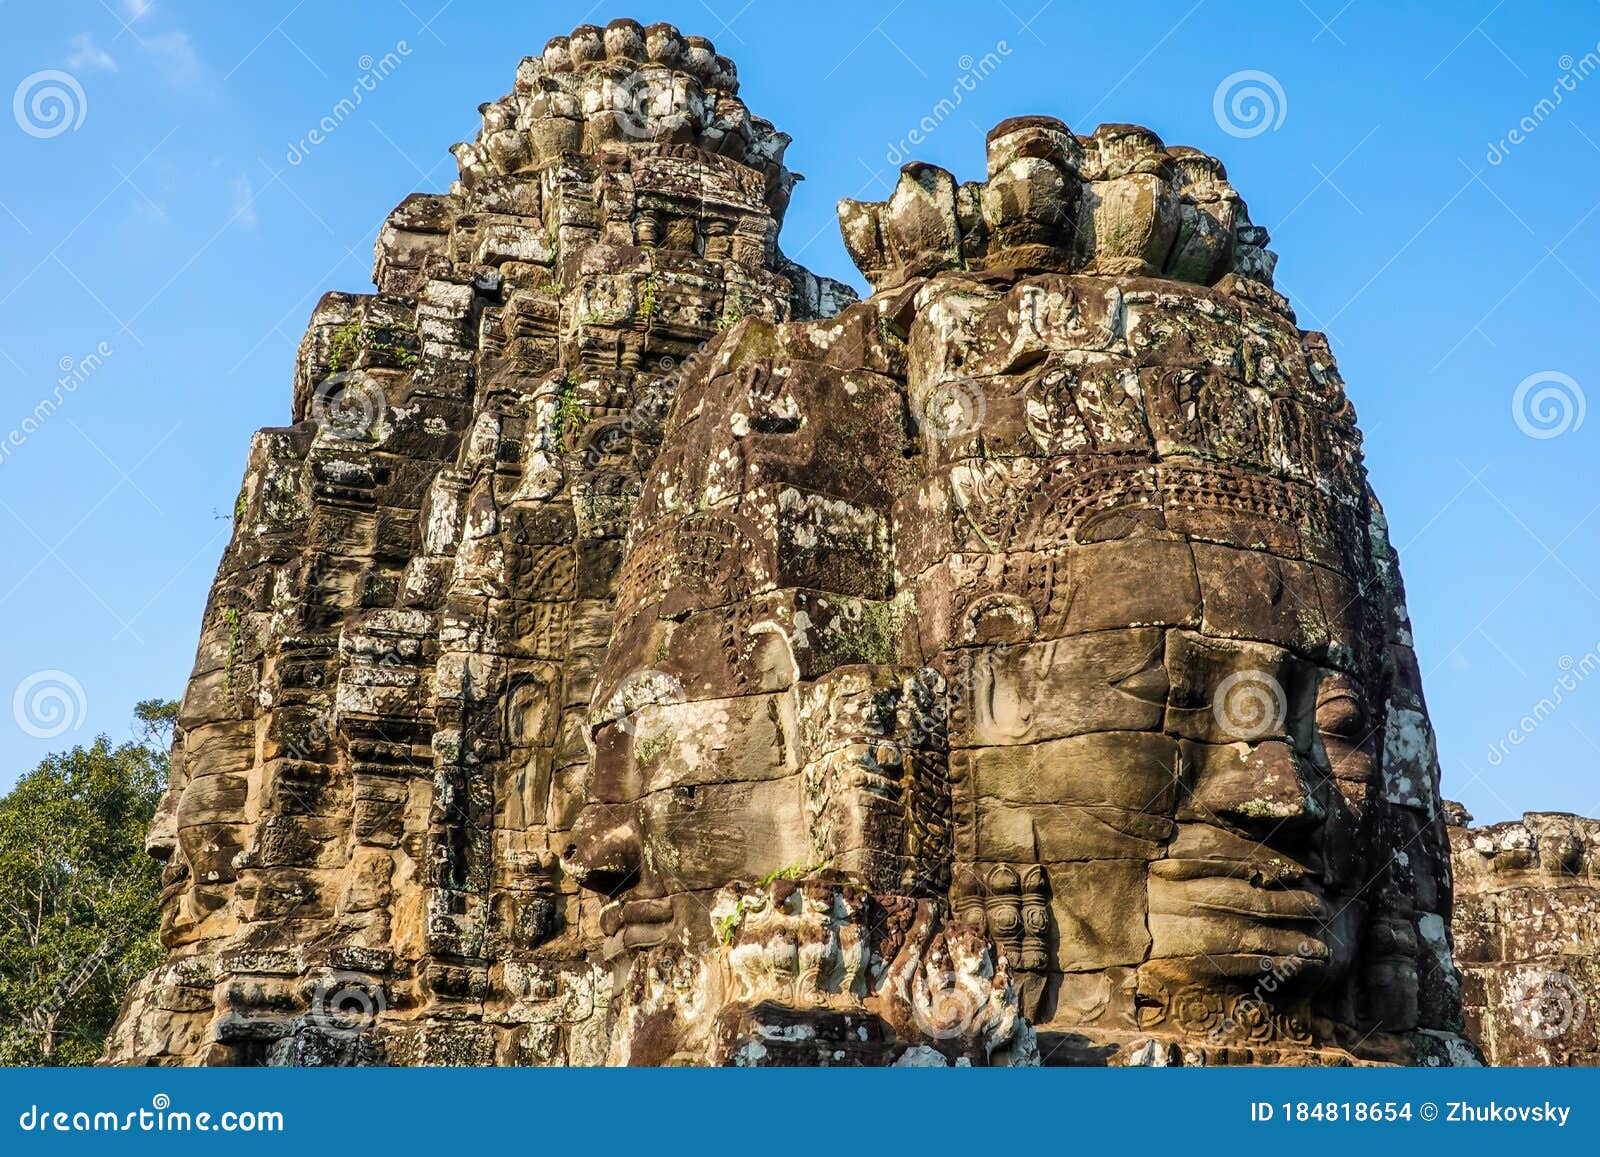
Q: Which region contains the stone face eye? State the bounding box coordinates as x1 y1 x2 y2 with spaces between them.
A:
1315 692 1367 739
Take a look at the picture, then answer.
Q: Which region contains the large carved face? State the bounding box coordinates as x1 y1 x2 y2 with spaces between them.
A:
564 323 917 956
565 120 1453 1062
146 720 254 949
892 272 1442 1051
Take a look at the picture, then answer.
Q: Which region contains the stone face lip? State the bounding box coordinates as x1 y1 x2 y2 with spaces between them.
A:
1449 806 1600 1065
109 21 1484 1068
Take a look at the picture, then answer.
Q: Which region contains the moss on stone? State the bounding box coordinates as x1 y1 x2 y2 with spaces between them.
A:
831 593 912 665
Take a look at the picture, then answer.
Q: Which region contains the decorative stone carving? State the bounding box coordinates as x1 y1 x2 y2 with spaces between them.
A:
1449 806 1600 1065
562 98 1473 1066
108 19 851 1067
111 17 1481 1068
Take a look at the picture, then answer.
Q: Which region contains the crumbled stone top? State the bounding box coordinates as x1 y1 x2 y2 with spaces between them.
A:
841 114 1277 292
452 19 797 219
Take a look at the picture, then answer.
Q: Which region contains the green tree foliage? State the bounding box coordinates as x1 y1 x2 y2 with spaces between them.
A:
132 699 180 746
0 702 175 1065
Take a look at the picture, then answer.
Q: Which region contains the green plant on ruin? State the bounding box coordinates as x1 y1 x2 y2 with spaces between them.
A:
715 862 824 945
639 272 660 321
634 732 672 767
877 315 908 348
367 319 419 368
551 375 588 453
758 861 820 885
715 294 751 331
328 317 419 372
326 318 363 373
833 594 911 665
232 483 248 524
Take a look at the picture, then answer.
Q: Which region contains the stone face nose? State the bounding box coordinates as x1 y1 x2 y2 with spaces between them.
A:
144 780 181 862
1186 738 1323 833
562 804 642 898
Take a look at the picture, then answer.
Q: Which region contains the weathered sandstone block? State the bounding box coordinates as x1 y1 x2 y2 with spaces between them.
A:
1449 806 1600 1065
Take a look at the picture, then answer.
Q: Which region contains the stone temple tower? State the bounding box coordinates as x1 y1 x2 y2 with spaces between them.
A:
109 19 852 1066
110 19 1475 1067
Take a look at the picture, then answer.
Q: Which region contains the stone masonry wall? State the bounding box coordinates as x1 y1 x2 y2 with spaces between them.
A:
1449 805 1600 1065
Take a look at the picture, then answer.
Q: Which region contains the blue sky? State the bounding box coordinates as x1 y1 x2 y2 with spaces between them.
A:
0 0 1596 826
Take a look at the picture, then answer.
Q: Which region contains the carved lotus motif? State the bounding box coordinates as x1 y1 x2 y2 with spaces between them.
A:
1171 989 1228 1035
1231 998 1275 1044
1274 1010 1314 1047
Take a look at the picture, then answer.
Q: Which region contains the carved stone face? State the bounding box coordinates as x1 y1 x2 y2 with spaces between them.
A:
564 116 1459 1064
566 264 1449 1059
111 29 1469 1067
902 270 1447 1053
565 326 915 957
148 722 253 949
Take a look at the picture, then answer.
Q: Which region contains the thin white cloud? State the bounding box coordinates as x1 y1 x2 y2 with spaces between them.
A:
66 33 117 73
231 176 258 230
130 198 168 225
145 30 200 84
121 0 153 18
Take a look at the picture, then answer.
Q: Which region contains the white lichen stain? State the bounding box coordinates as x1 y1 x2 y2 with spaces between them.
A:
1382 705 1435 812
893 1044 950 1067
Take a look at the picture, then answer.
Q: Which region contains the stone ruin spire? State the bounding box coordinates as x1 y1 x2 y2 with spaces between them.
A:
108 19 852 1066
110 19 1482 1067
